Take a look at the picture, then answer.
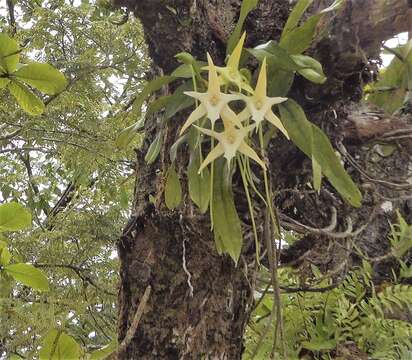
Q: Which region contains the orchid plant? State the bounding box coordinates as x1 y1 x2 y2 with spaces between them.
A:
123 0 361 264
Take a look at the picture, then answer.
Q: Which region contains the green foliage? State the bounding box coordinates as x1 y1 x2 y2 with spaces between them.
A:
164 164 182 209
1 0 148 357
3 263 49 292
0 32 67 115
279 99 362 207
39 329 81 360
0 202 31 232
366 40 412 114
244 214 412 359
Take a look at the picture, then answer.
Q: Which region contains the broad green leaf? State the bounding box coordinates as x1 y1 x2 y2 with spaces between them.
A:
164 165 182 209
4 263 49 291
212 160 243 264
281 0 313 40
367 40 412 114
248 41 299 72
7 80 45 115
227 0 259 55
291 54 327 84
0 241 11 266
279 99 362 207
0 33 19 73
279 0 344 54
188 152 210 214
0 77 10 88
115 121 143 149
0 202 32 232
171 64 193 78
164 82 194 120
311 124 362 207
144 131 163 164
14 63 67 95
89 340 117 360
267 68 295 97
39 329 80 360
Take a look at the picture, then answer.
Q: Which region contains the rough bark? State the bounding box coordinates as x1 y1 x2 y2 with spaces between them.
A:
113 0 412 358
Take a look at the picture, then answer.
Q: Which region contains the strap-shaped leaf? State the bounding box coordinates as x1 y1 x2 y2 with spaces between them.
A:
227 0 259 55
7 80 45 115
39 329 80 360
0 33 19 73
291 54 327 84
279 99 362 207
281 0 313 40
0 202 32 232
14 63 67 95
164 165 182 210
279 0 344 54
212 159 243 264
144 131 163 164
188 151 210 214
4 263 49 291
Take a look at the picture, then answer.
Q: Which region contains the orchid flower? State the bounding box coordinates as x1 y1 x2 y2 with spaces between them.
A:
180 53 240 135
194 107 266 172
239 57 290 139
214 33 254 93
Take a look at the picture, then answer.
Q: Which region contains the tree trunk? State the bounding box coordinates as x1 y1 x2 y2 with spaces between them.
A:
112 0 412 358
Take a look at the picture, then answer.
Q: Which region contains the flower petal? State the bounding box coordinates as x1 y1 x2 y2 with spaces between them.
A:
228 32 246 70
198 143 224 173
193 125 222 142
221 106 243 129
180 104 207 135
265 110 290 139
238 142 266 170
238 108 251 122
255 57 267 101
207 53 220 96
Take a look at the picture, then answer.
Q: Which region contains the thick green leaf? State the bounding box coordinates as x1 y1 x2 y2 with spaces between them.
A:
311 124 362 207
14 63 67 95
0 33 19 73
279 0 344 54
39 329 80 360
212 160 243 264
7 80 45 115
367 40 412 114
4 263 49 291
281 0 313 40
312 155 322 192
164 165 182 210
248 41 299 72
164 82 194 120
89 340 117 360
291 54 327 84
144 132 163 164
227 0 259 55
279 99 362 207
0 202 32 232
188 152 210 214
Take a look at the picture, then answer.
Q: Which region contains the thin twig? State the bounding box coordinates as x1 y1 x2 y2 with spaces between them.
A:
117 285 151 357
